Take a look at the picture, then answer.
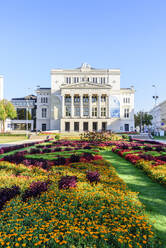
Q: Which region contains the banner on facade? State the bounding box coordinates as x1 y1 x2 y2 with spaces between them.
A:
109 96 120 118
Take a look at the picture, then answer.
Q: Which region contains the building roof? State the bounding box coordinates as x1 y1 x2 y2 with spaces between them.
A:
12 95 37 101
38 87 51 90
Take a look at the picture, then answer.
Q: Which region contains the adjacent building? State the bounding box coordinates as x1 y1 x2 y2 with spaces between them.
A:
11 95 37 131
36 63 135 132
149 100 166 133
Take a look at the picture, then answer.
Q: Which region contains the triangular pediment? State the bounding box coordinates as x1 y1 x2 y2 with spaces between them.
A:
60 82 112 89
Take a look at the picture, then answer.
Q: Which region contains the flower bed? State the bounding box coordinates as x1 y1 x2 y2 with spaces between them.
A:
110 140 166 186
0 140 160 247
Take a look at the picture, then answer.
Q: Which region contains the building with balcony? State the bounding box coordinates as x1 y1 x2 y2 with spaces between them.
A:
36 63 135 132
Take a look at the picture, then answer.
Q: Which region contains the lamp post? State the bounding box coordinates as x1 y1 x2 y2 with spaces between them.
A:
26 88 31 139
152 84 159 135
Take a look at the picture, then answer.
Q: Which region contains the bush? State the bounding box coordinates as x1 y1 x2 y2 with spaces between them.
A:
0 185 20 210
22 181 49 201
58 175 77 190
86 171 100 185
69 154 80 163
53 156 66 166
82 152 94 161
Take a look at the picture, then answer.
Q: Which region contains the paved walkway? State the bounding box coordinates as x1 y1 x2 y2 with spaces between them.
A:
0 138 46 149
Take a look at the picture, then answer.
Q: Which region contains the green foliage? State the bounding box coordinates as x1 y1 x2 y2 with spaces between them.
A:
0 99 17 132
80 131 121 142
134 111 153 132
0 133 26 136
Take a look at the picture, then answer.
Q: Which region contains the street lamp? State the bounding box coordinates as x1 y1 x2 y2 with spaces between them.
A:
152 84 159 135
26 88 32 138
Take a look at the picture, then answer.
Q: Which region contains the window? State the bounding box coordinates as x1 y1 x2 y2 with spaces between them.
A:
66 77 71 84
102 122 107 131
92 96 97 103
101 77 106 84
123 97 130 104
65 96 71 103
101 107 106 117
101 96 106 102
124 108 129 118
83 96 89 103
83 107 89 116
93 77 98 83
41 97 48 103
42 108 47 118
83 122 88 131
74 107 80 117
93 122 98 131
66 106 71 117
73 77 79 83
74 122 79 132
74 96 80 103
65 122 70 131
92 107 97 117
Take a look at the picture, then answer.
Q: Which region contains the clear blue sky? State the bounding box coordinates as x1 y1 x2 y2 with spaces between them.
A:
0 0 166 112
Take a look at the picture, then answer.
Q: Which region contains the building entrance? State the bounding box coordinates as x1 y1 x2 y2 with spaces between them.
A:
42 124 46 131
124 124 129 132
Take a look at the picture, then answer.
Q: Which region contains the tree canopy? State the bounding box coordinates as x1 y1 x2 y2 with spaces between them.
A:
0 99 17 132
134 111 153 132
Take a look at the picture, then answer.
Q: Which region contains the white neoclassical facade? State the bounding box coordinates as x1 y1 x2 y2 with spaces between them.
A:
36 63 135 132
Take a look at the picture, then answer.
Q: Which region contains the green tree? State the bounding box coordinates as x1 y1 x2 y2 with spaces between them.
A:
0 99 17 132
134 111 153 132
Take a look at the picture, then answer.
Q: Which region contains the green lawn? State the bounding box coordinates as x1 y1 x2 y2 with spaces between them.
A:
101 150 166 247
0 136 27 144
154 136 166 140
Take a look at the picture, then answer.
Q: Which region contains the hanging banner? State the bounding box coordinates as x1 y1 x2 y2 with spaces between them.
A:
109 96 120 118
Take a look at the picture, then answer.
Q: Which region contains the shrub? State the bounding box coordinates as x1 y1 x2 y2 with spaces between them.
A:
69 154 80 163
53 156 66 166
29 148 41 154
58 175 77 190
82 152 94 161
86 170 100 185
22 181 49 201
0 185 20 210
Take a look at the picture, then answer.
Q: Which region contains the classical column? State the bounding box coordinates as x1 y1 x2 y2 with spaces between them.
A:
107 95 110 118
89 94 92 118
71 94 74 118
62 94 65 118
80 94 83 118
98 94 101 118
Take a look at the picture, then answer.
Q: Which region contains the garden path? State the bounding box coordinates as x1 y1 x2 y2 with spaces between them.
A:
101 150 166 247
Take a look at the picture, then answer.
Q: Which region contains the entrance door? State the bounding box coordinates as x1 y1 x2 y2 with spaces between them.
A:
65 122 70 132
42 124 46 131
93 122 98 131
83 122 88 131
124 124 129 132
102 122 107 131
74 122 79 132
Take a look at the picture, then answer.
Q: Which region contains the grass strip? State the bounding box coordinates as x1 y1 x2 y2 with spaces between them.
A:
101 150 166 247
